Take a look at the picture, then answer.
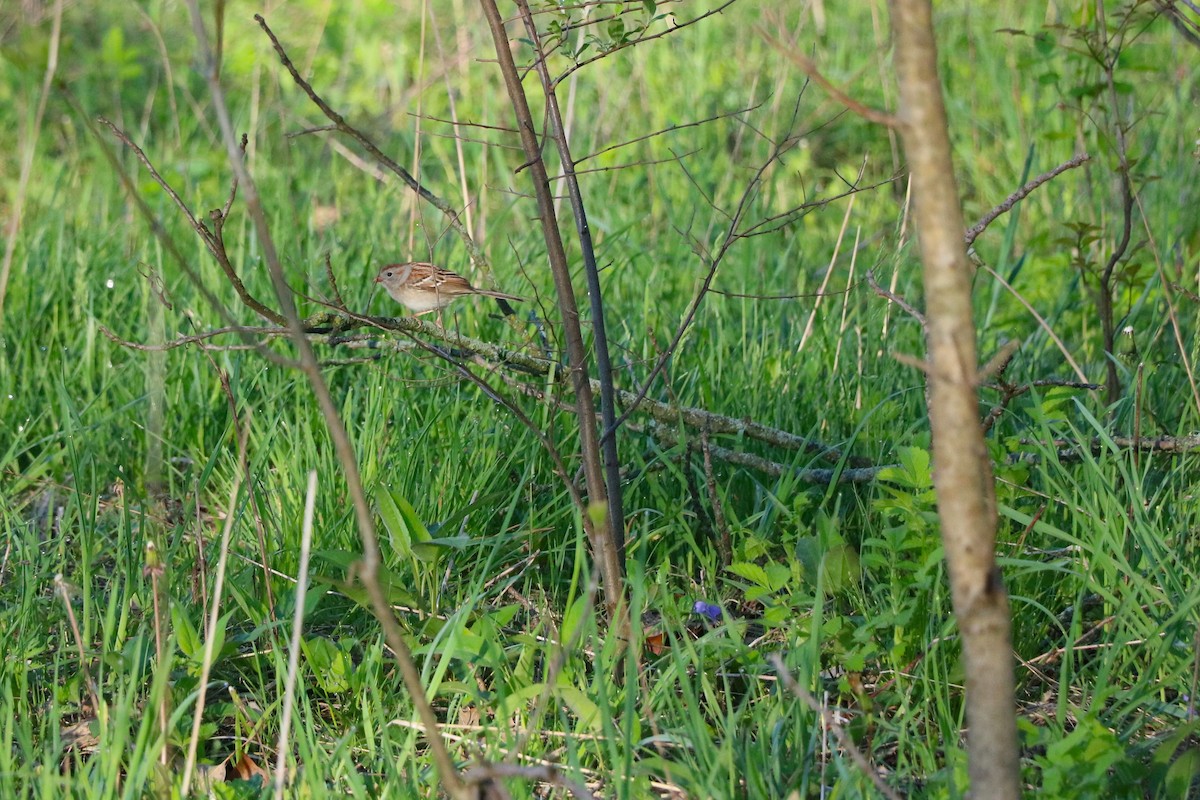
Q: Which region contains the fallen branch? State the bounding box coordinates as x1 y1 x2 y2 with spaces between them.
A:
639 422 889 485
1014 433 1200 461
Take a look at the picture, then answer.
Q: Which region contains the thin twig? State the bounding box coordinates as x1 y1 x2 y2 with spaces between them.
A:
1138 195 1200 416
604 92 814 441
963 154 1091 247
189 318 277 618
55 573 102 713
1099 34 1136 406
639 421 887 484
98 119 286 326
63 90 296 368
551 0 742 89
577 101 763 163
867 269 925 327
972 256 1089 383
981 377 1100 434
769 654 903 800
256 14 494 284
759 22 898 128
191 4 468 796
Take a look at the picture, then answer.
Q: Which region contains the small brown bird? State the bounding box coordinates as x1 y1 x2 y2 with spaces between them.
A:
373 262 523 316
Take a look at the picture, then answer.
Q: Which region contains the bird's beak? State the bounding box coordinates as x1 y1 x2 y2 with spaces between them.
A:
373 275 382 283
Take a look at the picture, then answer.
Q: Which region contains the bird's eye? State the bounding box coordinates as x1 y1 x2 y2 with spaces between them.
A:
385 271 393 277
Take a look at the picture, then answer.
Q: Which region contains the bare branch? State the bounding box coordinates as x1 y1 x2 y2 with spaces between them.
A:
479 0 622 613
577 101 763 164
188 3 468 797
551 1 742 89
607 92 853 442
61 91 296 368
738 173 901 240
256 14 495 286
867 269 925 327
99 118 287 326
971 255 1090 383
964 154 1091 247
892 1 1019 794
759 20 898 128
641 422 885 484
516 0 626 558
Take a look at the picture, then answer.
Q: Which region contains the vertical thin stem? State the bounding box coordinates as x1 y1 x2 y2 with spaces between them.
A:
478 0 625 614
184 4 467 796
514 0 626 557
274 471 318 800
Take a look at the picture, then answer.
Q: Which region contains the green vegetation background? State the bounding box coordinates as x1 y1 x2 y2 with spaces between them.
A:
1 2 1198 797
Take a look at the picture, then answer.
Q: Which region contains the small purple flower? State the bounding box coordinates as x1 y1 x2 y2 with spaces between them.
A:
692 600 722 621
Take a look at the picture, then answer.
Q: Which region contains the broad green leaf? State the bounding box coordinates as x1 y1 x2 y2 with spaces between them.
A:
310 550 423 611
207 611 233 664
728 561 772 590
376 486 437 563
821 544 861 594
763 562 791 592
556 682 602 732
302 637 352 693
560 593 591 647
496 682 546 722
172 605 201 661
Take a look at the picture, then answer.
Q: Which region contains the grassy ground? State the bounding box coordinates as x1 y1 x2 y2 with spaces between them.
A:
2 1 1199 797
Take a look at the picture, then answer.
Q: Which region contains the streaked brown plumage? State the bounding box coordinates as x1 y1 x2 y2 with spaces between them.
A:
373 262 523 315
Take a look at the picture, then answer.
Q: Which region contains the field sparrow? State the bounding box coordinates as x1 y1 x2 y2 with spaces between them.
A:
374 262 523 315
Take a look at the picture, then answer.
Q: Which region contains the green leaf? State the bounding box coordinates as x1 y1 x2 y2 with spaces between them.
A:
310 550 423 611
728 561 772 590
763 562 791 592
560 593 591 647
877 446 932 488
101 26 125 67
172 605 202 661
207 611 233 664
1148 719 1200 796
302 637 352 693
496 682 545 721
1163 748 1200 798
794 536 821 584
376 486 436 562
1067 81 1105 100
821 543 861 594
557 682 602 732
414 627 488 661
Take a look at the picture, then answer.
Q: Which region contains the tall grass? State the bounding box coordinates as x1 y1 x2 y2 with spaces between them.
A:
1 1 1197 797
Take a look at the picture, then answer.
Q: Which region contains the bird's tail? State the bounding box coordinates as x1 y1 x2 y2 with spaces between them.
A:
478 289 524 303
